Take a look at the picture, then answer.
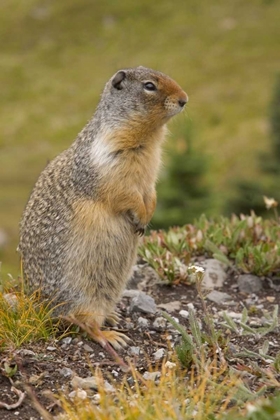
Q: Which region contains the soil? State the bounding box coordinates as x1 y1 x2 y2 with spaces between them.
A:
0 265 279 420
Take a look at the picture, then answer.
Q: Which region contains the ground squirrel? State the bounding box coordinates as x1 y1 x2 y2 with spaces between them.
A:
19 66 187 356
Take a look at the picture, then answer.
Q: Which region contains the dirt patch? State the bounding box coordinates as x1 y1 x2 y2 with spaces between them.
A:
0 267 279 419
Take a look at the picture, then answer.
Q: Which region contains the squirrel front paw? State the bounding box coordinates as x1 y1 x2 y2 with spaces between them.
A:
127 210 147 236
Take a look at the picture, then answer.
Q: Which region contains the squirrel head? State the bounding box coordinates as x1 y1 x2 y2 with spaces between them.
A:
98 66 188 131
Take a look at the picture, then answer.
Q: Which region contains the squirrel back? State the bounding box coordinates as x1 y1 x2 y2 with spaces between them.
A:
19 66 187 324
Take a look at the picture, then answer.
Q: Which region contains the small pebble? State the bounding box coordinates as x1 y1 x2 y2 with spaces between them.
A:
92 393 101 404
128 346 141 356
46 346 56 352
69 389 88 400
143 371 161 381
153 317 167 329
61 337 72 345
219 311 242 319
153 348 165 361
111 370 119 377
237 274 262 294
83 344 94 352
59 367 73 378
206 290 232 304
179 310 189 319
130 292 157 314
158 301 181 312
165 361 176 369
71 375 97 390
20 349 36 357
125 322 135 329
137 317 150 327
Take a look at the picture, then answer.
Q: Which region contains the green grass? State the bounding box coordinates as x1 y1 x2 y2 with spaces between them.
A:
1 0 280 275
0 288 58 349
0 270 57 351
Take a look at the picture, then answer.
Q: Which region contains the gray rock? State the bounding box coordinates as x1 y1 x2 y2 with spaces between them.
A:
83 344 94 352
153 317 167 330
122 289 141 298
59 367 73 378
158 301 181 312
153 348 165 361
186 303 195 312
127 263 161 289
125 321 135 329
143 371 161 381
237 274 262 294
128 346 141 356
130 291 157 314
20 349 36 357
46 346 56 352
206 290 232 304
137 317 150 327
69 389 88 400
61 337 72 346
218 310 242 319
200 258 227 289
179 310 189 319
71 375 115 393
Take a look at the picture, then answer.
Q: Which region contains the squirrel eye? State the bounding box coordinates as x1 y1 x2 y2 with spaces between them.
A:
144 82 157 91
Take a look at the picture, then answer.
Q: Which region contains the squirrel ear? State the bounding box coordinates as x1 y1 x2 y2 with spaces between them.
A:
112 71 126 90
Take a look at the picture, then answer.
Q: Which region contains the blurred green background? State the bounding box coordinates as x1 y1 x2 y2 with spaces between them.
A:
1 0 280 276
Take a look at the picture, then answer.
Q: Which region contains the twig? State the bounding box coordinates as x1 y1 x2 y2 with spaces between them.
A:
0 386 25 410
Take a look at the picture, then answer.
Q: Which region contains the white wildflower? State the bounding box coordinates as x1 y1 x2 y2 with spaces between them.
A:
263 196 278 209
188 265 205 273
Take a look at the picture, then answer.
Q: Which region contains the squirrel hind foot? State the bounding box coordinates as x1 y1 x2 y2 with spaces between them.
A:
100 329 131 350
60 314 131 370
105 310 121 326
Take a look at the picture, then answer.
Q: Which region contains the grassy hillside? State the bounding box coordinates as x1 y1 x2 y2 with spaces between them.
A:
1 0 280 275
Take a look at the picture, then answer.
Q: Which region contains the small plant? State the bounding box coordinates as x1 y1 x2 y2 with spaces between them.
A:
57 361 250 420
141 212 280 281
2 360 17 377
0 284 59 349
221 306 279 337
161 310 195 368
161 266 227 370
224 394 280 420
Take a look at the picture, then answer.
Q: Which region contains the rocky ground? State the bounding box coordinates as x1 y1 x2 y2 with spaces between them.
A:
0 259 280 420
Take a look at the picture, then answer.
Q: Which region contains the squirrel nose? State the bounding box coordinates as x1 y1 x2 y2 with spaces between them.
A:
178 95 188 108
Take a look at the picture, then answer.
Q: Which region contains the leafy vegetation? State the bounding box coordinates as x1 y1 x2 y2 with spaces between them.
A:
141 211 280 283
